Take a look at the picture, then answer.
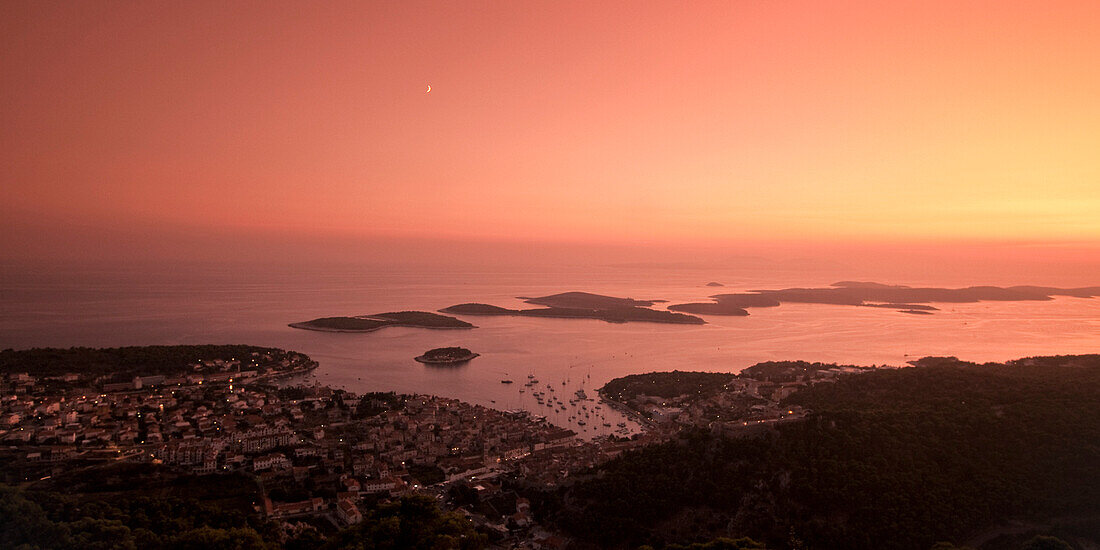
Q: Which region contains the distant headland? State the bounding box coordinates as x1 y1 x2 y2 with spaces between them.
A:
289 311 475 332
441 293 704 325
669 281 1100 315
414 347 479 364
518 291 665 308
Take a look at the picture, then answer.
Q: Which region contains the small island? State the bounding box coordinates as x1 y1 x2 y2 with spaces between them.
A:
289 311 475 333
414 347 479 364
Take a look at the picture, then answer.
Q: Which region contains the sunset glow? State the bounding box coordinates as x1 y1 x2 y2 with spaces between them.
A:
2 1 1099 261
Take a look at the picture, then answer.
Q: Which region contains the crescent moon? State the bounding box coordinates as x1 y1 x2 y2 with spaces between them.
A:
426 85 431 93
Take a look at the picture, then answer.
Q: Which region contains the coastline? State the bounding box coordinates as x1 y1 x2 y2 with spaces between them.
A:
596 387 656 429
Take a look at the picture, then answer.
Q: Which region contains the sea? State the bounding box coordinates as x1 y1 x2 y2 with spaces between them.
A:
3 260 1099 438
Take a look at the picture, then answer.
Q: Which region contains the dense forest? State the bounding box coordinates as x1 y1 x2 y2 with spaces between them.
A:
738 360 868 382
0 486 485 550
601 371 737 402
548 357 1100 549
0 345 298 378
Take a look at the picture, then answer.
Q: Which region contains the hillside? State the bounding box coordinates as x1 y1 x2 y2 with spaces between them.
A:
547 356 1100 549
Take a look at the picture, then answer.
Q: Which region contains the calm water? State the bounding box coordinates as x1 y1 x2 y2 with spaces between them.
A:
3 262 1099 438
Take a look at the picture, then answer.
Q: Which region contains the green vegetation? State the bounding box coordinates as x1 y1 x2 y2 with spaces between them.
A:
665 302 750 316
549 357 1100 549
321 495 487 550
739 360 868 382
406 463 446 486
601 371 737 403
0 487 486 550
289 312 474 332
522 291 658 309
0 345 300 378
439 303 516 315
0 484 274 550
415 347 479 364
522 306 704 324
290 317 391 331
354 392 405 418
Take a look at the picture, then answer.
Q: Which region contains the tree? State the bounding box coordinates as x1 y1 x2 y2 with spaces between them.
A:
325 496 487 550
1022 536 1073 550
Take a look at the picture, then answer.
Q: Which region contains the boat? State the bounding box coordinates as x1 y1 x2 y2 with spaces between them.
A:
501 379 513 384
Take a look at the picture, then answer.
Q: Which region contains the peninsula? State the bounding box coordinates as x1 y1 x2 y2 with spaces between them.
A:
414 347 480 364
0 345 316 392
288 311 474 332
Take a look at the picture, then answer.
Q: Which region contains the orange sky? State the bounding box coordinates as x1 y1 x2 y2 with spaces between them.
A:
2 1 1099 267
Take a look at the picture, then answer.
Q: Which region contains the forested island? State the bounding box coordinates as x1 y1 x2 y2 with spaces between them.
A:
440 302 705 325
414 347 480 364
288 311 474 332
519 291 662 309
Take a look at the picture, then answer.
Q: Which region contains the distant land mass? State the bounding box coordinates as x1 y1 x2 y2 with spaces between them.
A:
666 302 751 316
669 281 1100 315
440 302 705 325
705 281 724 287
414 347 479 364
519 291 661 309
289 311 474 332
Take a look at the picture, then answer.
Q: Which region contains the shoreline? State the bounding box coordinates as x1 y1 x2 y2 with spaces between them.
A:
597 387 656 429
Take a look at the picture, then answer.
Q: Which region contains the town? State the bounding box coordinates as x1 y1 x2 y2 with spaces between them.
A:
0 348 880 548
